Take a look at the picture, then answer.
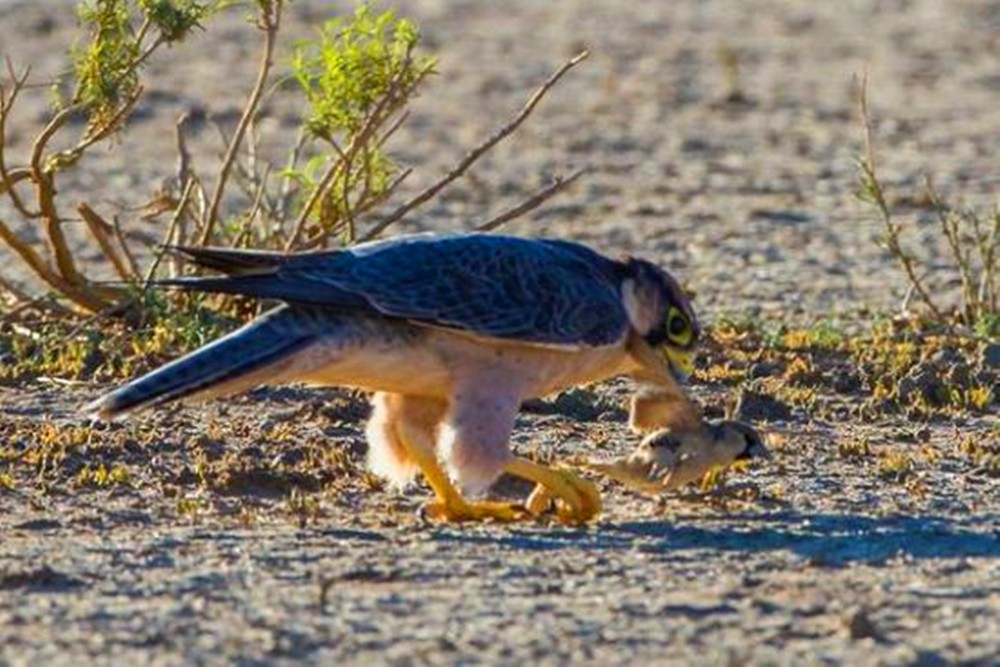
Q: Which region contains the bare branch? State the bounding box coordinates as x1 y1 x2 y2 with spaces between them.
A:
285 153 345 250
73 84 144 151
276 127 308 226
233 163 272 248
361 50 590 242
476 169 586 232
1 62 40 218
925 180 974 319
982 208 999 313
35 174 87 286
112 214 141 280
0 166 30 195
22 99 93 287
175 111 193 187
0 167 32 209
376 109 409 149
78 203 136 281
0 215 108 311
300 167 413 250
144 179 197 288
29 104 82 178
200 2 282 245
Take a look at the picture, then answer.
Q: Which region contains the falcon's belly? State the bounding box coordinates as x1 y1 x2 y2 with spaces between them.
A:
291 320 635 400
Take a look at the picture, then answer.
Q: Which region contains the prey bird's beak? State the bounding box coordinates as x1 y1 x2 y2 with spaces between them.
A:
744 437 772 461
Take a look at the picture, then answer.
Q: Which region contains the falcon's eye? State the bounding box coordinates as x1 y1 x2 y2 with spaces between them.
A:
666 307 693 346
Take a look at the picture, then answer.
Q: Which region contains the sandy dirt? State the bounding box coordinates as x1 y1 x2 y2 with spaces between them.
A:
1 0 998 665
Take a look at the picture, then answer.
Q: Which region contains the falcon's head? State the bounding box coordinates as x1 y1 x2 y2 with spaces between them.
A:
620 258 700 381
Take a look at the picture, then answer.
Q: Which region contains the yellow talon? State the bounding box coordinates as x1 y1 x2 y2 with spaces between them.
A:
395 418 531 524
395 417 599 525
506 458 602 524
525 484 554 516
421 498 527 523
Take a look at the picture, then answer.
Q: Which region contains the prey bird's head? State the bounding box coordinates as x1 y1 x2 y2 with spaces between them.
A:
620 258 700 381
708 420 771 463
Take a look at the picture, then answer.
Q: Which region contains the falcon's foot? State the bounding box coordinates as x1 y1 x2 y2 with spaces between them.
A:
421 498 527 523
506 458 602 525
400 431 528 523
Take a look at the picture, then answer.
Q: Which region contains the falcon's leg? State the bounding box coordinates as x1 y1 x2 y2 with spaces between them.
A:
504 458 602 525
391 395 526 523
365 392 421 486
437 381 601 524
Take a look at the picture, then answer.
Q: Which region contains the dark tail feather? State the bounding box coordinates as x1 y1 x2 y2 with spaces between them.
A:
156 246 367 308
85 306 319 419
167 246 290 275
152 273 369 310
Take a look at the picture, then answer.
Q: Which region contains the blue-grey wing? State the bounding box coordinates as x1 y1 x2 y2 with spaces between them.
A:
164 234 631 347
310 235 629 346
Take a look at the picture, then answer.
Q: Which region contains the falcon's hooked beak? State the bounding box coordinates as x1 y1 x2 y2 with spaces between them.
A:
663 346 695 380
626 332 695 387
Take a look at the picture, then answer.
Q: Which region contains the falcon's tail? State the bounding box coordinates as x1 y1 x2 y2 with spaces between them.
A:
151 246 369 308
165 245 291 275
85 306 322 420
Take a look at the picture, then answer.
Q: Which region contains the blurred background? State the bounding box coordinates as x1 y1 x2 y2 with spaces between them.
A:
1 0 997 318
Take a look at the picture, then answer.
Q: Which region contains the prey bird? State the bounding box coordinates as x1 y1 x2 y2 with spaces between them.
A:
585 420 770 495
529 387 770 504
87 233 702 524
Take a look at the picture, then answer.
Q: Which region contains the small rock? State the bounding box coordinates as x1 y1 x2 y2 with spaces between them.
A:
0 566 86 591
735 388 793 422
897 367 947 406
979 343 1000 370
527 387 613 422
749 361 782 379
749 209 812 225
13 518 62 531
843 607 882 641
680 137 711 153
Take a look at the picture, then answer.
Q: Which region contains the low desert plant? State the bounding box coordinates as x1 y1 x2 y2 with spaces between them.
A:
855 77 998 337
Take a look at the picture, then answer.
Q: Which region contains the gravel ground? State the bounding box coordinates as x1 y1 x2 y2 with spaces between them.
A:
1 1 998 665
1 382 998 666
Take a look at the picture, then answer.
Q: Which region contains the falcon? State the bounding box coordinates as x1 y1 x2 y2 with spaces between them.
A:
87 233 702 524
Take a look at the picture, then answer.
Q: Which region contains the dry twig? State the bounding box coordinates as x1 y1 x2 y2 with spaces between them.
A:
144 179 197 288
200 2 282 244
855 75 946 323
78 203 137 281
476 169 586 232
360 50 590 242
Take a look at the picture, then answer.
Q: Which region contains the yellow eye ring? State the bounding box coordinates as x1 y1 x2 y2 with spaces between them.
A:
666 307 693 346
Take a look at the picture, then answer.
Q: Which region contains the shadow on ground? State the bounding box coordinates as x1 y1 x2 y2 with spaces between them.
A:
428 512 1000 565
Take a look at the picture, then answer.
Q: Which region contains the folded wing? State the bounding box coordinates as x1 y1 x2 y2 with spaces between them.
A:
162 234 630 348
